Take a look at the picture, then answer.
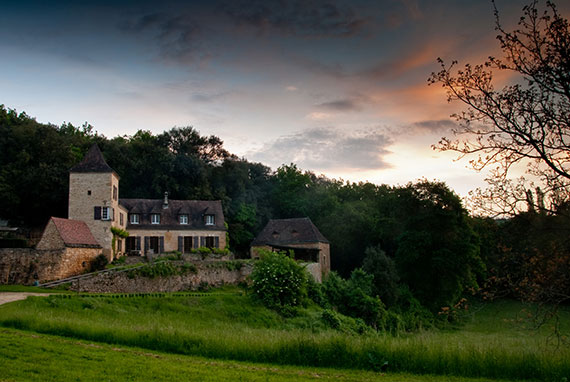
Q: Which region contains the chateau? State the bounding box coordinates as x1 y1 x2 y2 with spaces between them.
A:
66 144 226 260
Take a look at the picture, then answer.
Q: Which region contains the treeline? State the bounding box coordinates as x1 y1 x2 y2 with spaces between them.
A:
1 105 568 315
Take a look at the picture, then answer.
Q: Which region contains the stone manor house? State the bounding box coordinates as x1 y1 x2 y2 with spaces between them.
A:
58 144 226 261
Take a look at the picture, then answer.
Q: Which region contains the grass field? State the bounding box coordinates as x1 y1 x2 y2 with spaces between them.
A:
0 289 568 381
0 328 517 382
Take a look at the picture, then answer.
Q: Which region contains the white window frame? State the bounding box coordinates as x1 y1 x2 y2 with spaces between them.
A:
130 214 140 225
205 214 215 226
101 207 111 221
179 215 188 225
151 214 161 225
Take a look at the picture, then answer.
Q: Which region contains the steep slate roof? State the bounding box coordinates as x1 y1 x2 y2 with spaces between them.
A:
120 199 225 230
69 144 115 173
51 217 101 248
252 217 329 246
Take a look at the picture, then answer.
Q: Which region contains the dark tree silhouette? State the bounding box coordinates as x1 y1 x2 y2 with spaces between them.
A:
430 0 570 216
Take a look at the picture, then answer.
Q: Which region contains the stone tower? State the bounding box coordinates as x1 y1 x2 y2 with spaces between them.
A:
68 144 123 258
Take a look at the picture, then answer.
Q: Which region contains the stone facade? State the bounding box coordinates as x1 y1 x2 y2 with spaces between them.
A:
127 228 227 254
69 171 126 259
0 247 102 284
70 262 252 293
36 219 66 250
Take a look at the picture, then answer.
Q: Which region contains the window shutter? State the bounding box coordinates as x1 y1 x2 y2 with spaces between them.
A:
200 236 205 247
94 206 101 220
159 237 164 253
178 236 183 252
136 237 141 251
193 236 199 249
214 236 220 249
144 236 149 254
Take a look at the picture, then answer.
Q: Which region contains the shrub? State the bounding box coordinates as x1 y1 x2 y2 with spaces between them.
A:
322 270 386 329
90 254 108 271
307 275 327 307
250 249 308 312
321 309 341 329
198 246 212 255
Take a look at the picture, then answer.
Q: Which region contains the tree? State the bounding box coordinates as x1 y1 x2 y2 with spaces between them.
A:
394 181 484 312
430 0 570 215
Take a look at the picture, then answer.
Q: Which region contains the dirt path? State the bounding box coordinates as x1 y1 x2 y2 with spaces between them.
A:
0 292 52 306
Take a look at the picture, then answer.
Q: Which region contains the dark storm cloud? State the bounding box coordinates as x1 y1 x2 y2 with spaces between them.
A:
249 127 393 171
221 0 368 37
119 12 206 63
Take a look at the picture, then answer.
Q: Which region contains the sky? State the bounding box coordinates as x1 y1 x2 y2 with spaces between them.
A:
2 0 566 198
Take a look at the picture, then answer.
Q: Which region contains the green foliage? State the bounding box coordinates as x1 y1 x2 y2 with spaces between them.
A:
322 270 386 328
251 249 308 312
394 181 484 312
110 226 129 238
1 295 569 381
306 275 327 307
197 246 212 255
362 246 399 307
90 254 108 271
127 261 196 278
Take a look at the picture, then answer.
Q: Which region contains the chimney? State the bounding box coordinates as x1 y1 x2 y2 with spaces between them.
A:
163 192 169 209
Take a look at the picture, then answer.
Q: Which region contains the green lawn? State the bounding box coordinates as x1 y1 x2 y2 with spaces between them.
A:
0 291 568 381
0 328 515 382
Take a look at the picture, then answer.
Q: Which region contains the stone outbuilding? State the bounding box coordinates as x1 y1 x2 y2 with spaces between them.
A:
250 217 330 281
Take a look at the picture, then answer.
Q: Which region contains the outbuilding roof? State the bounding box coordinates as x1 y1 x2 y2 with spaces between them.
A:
69 144 115 174
50 217 101 248
251 217 329 246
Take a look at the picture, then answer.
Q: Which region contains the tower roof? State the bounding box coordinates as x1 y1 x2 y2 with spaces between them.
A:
70 144 115 173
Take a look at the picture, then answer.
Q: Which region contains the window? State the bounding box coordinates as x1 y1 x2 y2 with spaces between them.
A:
87 190 91 196
101 207 112 221
205 237 215 248
149 237 159 253
179 215 188 225
130 214 139 224
151 214 160 224
117 239 122 252
120 213 124 226
205 214 215 226
113 185 118 201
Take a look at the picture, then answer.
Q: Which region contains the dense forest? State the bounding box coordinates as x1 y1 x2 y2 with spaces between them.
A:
1 104 569 319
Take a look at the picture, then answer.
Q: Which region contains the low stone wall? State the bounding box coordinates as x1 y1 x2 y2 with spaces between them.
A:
0 247 102 285
70 262 253 293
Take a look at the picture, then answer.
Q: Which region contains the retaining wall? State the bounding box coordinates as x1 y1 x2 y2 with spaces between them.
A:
0 247 102 284
70 262 253 293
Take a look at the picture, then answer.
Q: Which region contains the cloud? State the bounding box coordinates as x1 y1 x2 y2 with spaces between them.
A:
248 127 393 171
221 0 368 38
410 119 457 132
316 98 361 111
285 85 298 91
119 12 208 64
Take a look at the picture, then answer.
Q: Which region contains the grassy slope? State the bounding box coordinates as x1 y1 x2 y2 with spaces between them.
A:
0 292 568 381
0 328 514 382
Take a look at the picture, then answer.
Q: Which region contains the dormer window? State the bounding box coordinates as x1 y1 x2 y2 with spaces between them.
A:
130 214 140 224
205 214 215 226
179 214 188 225
151 214 161 225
